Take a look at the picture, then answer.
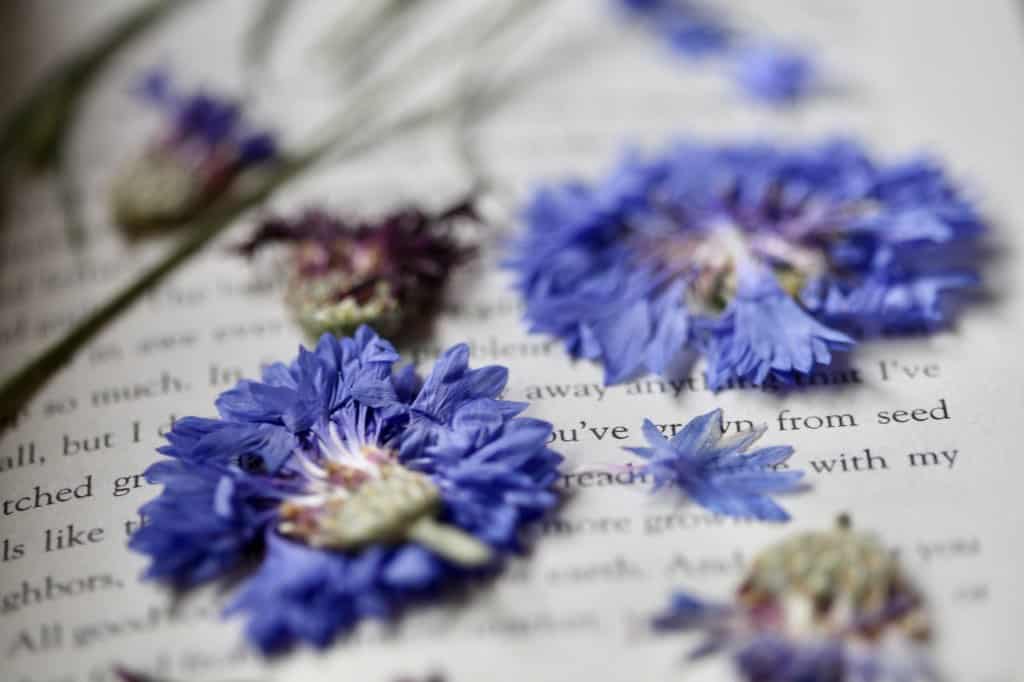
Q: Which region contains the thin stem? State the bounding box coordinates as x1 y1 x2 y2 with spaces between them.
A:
243 0 296 102
0 170 283 426
309 0 548 152
452 21 605 224
316 0 427 87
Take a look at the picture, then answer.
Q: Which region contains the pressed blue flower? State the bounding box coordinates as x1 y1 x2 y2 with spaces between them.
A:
653 516 936 682
625 409 803 520
129 326 562 653
112 69 278 234
734 44 816 105
507 138 984 389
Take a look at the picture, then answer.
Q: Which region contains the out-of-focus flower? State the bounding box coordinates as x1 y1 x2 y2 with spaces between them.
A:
111 70 278 235
613 0 819 105
626 409 803 520
507 138 984 388
654 515 936 681
734 44 816 105
237 197 477 339
129 326 562 653
616 0 732 59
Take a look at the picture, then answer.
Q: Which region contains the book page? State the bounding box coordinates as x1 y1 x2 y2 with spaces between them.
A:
1 1 1022 681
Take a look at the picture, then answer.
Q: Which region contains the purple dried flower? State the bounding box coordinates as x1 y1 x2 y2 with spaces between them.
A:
237 197 478 339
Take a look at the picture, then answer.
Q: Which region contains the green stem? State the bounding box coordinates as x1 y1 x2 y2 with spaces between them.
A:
308 0 548 155
406 517 492 567
0 169 282 426
314 0 421 71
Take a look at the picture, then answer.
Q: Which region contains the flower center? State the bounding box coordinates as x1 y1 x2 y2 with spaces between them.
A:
278 455 441 550
635 215 832 311
740 525 928 641
277 436 492 566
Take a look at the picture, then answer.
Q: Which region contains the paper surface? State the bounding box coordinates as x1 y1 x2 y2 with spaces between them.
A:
1 1 1023 680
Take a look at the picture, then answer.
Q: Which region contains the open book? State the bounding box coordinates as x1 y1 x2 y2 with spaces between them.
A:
1 1 1021 680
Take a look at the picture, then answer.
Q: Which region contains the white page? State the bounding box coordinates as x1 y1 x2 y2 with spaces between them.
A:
1 1 1022 681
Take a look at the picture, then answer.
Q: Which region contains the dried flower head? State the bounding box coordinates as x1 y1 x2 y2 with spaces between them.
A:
130 327 561 653
238 198 477 339
654 516 935 681
111 70 277 234
508 138 984 388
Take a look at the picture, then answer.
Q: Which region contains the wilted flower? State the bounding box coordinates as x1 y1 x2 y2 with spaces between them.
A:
626 409 804 520
654 516 935 681
130 326 561 653
614 0 818 105
111 70 277 234
507 138 984 388
237 197 477 339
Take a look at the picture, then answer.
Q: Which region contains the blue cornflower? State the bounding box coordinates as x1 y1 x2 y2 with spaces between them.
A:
613 1 818 104
653 517 936 681
626 409 803 520
129 327 562 653
112 69 278 233
507 138 984 389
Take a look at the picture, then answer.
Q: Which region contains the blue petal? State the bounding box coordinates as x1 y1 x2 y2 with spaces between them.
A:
641 418 669 448
707 269 853 389
645 282 690 374
668 408 722 452
733 44 816 105
596 299 653 383
624 409 804 521
383 546 442 589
